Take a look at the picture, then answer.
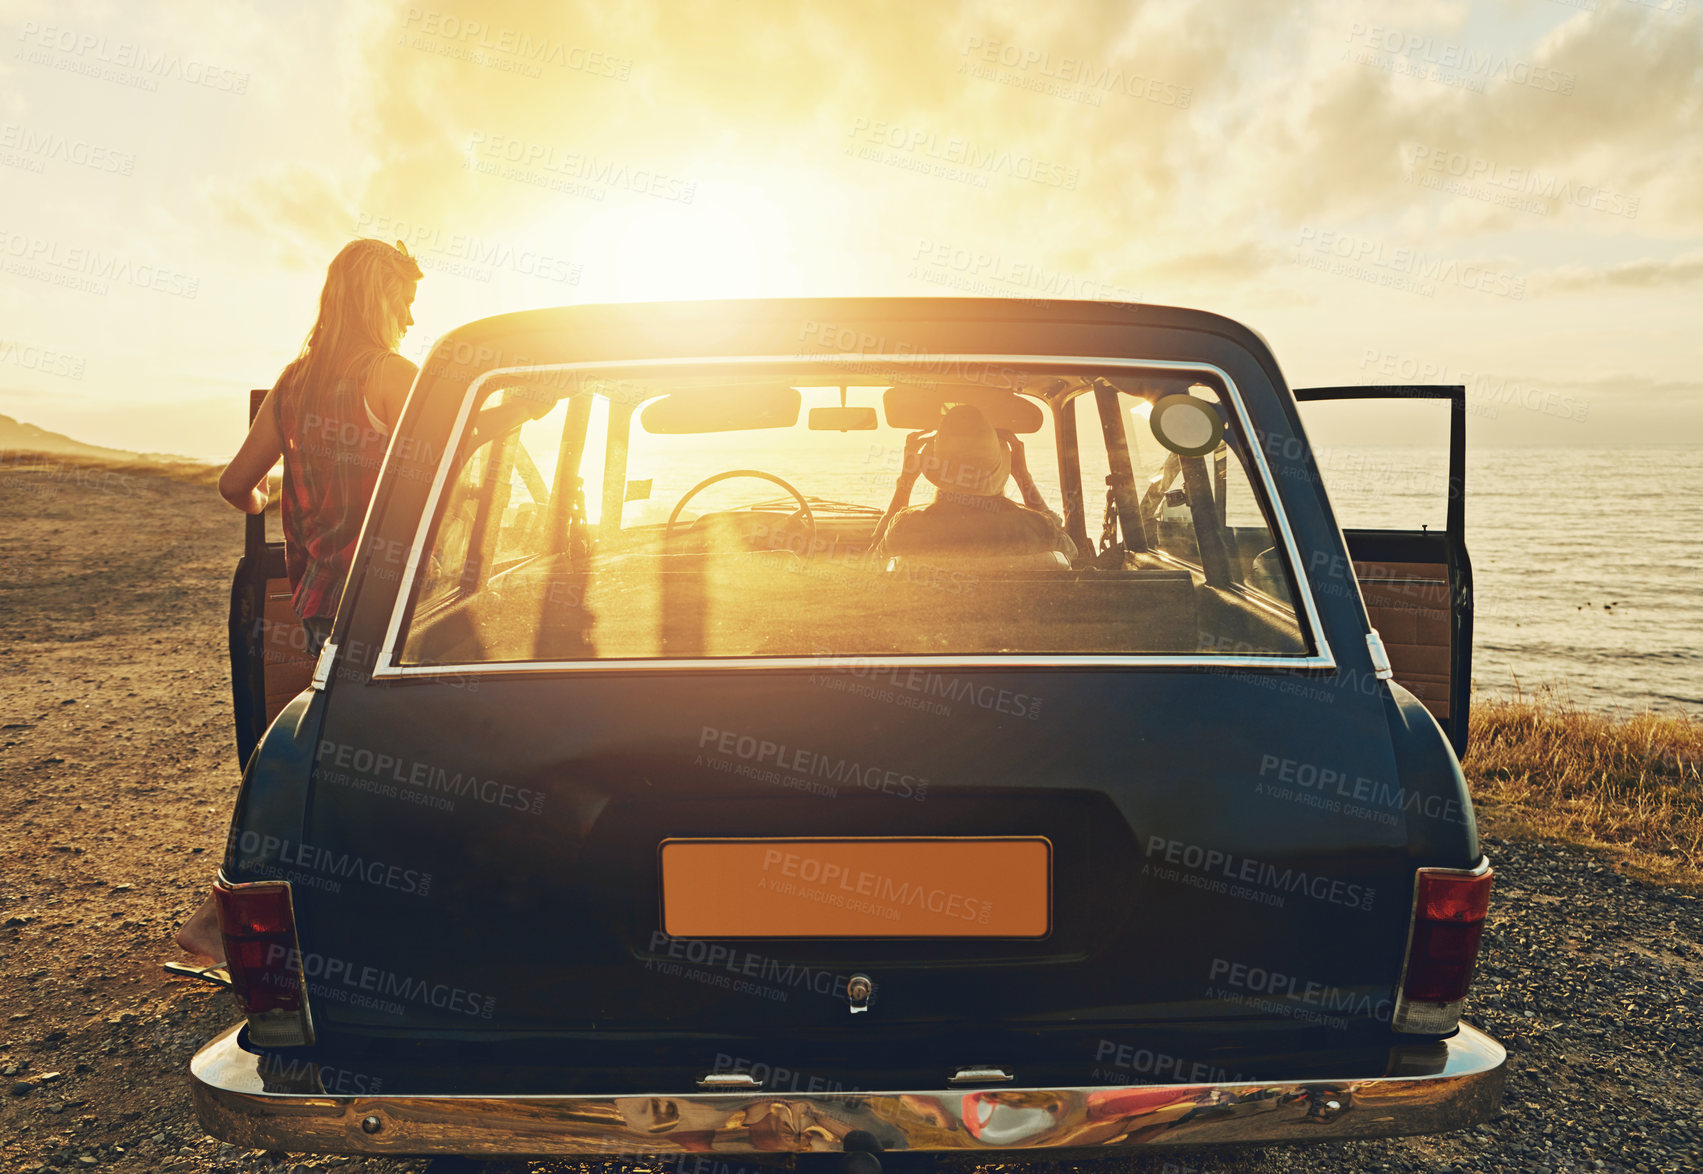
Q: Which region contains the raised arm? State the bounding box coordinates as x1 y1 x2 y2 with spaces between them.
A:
218 387 282 515
464 389 559 455
868 430 931 553
999 429 1049 511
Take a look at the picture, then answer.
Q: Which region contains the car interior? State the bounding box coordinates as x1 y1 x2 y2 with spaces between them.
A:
397 364 1314 666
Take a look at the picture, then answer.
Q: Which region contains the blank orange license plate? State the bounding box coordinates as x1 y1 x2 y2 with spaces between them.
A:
659 837 1051 938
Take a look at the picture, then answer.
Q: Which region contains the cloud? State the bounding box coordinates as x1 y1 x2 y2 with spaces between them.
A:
178 0 1703 360
235 1 1294 249
207 0 1684 302
1545 373 1703 396
1208 2 1703 235
207 163 360 269
1530 248 1703 293
1137 241 1285 285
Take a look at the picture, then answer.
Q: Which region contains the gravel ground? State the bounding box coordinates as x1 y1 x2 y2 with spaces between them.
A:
2 460 1700 1174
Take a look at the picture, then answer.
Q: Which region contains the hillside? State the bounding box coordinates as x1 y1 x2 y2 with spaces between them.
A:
0 413 137 461
0 413 205 467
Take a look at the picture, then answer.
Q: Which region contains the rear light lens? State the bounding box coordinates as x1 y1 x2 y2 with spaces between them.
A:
213 875 315 1048
1392 862 1493 1034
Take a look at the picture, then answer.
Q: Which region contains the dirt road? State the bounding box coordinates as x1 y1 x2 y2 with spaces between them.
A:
1 458 1698 1174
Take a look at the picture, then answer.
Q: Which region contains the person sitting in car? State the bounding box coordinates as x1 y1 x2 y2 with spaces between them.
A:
870 403 1077 562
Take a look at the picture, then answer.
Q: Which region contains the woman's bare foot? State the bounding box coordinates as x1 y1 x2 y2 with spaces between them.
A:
174 892 223 963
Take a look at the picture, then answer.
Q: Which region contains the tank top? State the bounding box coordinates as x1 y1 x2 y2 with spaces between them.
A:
271 348 395 621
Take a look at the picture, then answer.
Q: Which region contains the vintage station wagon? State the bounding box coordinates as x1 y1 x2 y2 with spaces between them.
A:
193 298 1500 1167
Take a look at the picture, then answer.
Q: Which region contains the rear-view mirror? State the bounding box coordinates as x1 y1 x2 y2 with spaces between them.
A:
808 406 879 431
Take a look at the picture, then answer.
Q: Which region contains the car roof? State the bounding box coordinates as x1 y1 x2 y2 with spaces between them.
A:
421 297 1280 381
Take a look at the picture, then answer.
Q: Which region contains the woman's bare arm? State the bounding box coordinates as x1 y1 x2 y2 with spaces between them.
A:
998 429 1050 511
868 430 931 552
218 388 282 514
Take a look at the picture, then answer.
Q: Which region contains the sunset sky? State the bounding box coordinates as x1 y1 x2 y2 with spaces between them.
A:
1 0 1699 459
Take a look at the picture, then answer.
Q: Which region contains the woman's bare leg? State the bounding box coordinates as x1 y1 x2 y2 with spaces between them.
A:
174 892 223 962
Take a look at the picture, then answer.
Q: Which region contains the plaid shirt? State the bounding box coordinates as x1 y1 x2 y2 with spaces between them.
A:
272 349 393 621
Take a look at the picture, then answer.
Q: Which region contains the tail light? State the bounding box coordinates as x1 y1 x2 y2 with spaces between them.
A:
213 875 315 1048
1391 861 1493 1034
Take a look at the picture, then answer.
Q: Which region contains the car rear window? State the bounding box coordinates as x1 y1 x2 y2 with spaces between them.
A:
395 360 1314 667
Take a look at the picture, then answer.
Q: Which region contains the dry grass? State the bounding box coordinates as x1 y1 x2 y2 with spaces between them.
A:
1465 692 1703 887
0 447 222 489
99 456 226 489
0 447 285 504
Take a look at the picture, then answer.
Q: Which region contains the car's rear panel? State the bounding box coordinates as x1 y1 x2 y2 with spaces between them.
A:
220 299 1483 1091
226 675 1473 1090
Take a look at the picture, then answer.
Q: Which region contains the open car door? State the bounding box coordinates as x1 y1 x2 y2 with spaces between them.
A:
1293 385 1472 756
228 388 317 766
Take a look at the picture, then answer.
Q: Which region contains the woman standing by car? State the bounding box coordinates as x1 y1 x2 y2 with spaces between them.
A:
174 238 424 962
217 237 424 652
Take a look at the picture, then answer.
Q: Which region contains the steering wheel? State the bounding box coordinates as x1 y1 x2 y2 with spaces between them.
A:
665 469 816 555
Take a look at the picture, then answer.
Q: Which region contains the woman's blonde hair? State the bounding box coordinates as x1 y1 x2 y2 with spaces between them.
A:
278 238 423 397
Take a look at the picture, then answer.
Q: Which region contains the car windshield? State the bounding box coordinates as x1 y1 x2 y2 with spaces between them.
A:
398 360 1312 665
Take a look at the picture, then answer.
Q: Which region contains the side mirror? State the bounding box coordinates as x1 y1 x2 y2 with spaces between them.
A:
1149 394 1225 457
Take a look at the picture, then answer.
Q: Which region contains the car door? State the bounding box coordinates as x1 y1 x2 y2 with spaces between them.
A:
228 387 317 766
1293 384 1472 756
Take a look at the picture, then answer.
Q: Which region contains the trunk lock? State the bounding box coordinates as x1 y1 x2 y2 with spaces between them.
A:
846 973 874 1014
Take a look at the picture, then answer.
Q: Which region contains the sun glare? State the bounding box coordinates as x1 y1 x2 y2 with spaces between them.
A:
567 197 792 302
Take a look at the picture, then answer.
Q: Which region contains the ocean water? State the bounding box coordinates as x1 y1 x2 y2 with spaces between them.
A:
1314 446 1703 717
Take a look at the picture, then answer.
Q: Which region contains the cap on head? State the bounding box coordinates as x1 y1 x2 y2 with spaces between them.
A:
922 404 1009 496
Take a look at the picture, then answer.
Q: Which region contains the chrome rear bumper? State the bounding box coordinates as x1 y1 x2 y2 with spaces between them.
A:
190 1022 1505 1156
